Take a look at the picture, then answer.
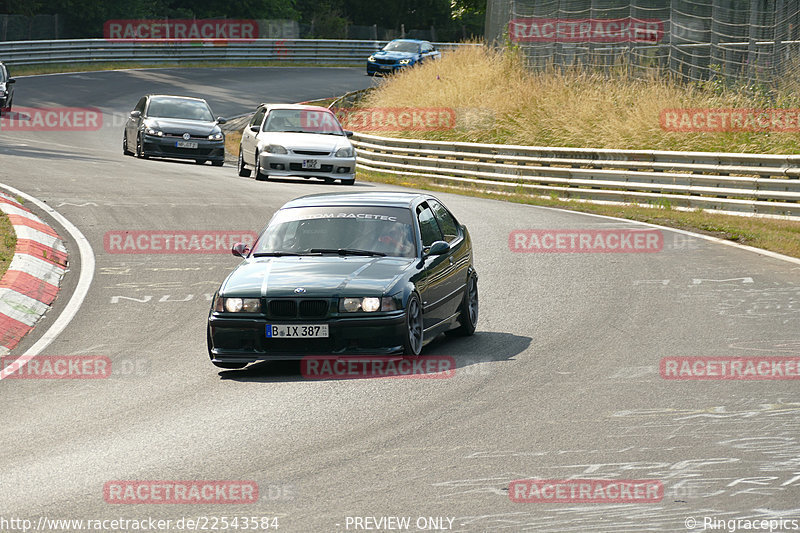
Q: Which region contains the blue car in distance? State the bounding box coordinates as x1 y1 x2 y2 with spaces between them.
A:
367 39 441 76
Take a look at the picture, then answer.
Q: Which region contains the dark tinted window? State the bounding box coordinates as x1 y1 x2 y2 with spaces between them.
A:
384 41 421 53
254 206 416 258
146 97 213 121
417 204 443 247
429 200 460 243
0 65 6 82
250 107 266 127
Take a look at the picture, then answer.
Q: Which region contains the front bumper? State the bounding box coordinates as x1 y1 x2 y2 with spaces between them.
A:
367 62 410 75
208 312 406 363
258 152 355 181
142 134 225 162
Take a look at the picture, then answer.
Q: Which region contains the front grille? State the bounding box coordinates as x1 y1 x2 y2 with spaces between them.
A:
158 146 216 155
289 163 334 172
163 133 208 139
293 150 330 156
269 300 297 317
375 59 395 65
299 300 328 318
268 299 331 319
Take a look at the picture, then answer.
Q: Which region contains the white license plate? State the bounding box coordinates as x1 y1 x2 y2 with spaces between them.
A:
302 159 320 169
266 324 329 338
176 141 198 149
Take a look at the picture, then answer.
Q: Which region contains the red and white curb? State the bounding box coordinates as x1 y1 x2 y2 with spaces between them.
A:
0 191 67 355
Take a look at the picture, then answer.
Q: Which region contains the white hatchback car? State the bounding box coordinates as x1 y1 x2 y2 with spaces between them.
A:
238 104 356 185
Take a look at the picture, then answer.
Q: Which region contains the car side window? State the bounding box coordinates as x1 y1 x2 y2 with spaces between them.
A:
0 66 6 82
417 203 444 248
429 200 460 243
134 97 146 113
250 108 266 128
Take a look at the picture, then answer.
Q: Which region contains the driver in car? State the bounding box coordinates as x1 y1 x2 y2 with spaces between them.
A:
377 223 414 257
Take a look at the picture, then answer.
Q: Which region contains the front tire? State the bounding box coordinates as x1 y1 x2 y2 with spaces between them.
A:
341 179 355 185
403 293 424 355
254 151 267 181
211 160 224 167
446 275 478 337
135 134 148 159
237 148 251 177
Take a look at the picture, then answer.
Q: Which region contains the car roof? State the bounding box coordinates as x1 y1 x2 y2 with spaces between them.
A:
281 191 431 209
257 103 332 113
146 94 208 102
388 39 428 44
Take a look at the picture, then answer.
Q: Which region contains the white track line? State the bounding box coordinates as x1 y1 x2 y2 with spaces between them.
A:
0 183 95 379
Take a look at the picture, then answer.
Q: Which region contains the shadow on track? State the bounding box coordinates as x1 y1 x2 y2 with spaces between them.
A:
217 331 531 383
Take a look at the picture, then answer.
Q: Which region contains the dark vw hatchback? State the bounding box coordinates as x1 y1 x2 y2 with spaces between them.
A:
123 94 226 165
207 192 478 369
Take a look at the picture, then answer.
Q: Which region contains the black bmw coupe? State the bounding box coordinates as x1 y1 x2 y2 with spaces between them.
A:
207 192 478 369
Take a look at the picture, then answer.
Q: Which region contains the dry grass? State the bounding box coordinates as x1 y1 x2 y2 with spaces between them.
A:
362 45 800 154
0 211 17 281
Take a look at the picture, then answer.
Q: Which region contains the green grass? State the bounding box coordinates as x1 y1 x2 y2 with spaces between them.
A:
0 211 17 281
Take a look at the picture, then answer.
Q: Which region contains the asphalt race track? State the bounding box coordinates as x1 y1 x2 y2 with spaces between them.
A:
1 67 799 532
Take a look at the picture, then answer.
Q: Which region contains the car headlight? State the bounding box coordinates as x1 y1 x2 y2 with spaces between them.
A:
335 146 354 158
208 132 223 140
214 296 261 313
145 127 164 137
368 55 376 62
399 59 412 65
339 297 397 313
266 144 288 154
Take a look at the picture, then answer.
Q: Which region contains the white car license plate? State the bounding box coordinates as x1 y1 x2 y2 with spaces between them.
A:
266 324 329 338
302 159 320 169
176 141 198 149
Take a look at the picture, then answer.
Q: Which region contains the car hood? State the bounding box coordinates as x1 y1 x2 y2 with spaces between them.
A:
257 132 350 152
221 256 415 297
374 50 417 60
145 118 218 135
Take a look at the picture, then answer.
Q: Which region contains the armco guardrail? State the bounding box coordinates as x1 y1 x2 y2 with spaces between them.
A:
349 132 800 217
0 39 471 66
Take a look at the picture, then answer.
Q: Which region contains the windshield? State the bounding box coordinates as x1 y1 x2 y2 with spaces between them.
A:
253 206 417 258
146 98 214 121
383 41 421 53
263 109 344 135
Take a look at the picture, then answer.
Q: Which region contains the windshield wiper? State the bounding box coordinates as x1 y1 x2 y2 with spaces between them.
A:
252 251 302 257
308 248 386 257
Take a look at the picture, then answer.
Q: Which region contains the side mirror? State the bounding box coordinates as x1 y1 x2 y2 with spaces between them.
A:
424 240 450 258
216 117 227 124
249 125 260 133
231 242 250 257
7 78 15 84
344 130 354 138
129 110 141 118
